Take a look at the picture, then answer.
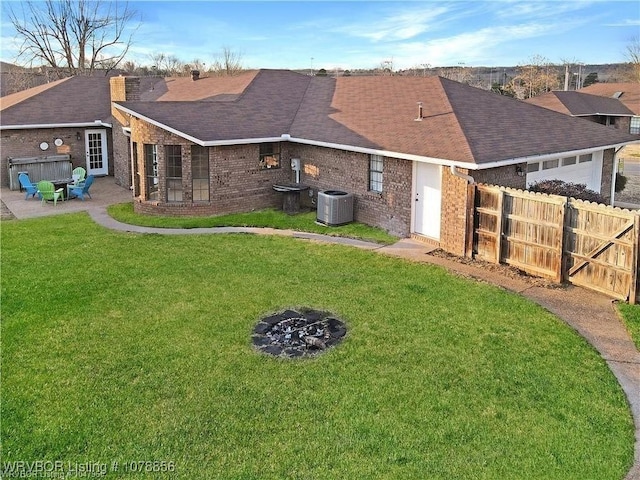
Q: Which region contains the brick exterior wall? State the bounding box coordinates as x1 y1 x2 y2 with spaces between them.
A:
289 144 413 237
110 76 142 188
129 117 291 217
0 127 112 187
111 122 131 188
472 163 527 189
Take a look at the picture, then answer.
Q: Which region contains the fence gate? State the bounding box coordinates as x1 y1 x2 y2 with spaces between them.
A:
473 185 565 282
564 200 639 301
472 185 639 303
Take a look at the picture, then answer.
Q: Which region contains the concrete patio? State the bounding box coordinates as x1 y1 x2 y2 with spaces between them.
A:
1 176 132 220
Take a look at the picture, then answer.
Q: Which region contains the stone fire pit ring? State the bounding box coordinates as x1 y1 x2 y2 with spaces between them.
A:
252 308 347 358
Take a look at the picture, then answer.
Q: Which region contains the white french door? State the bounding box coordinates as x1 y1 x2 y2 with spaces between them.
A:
85 129 109 176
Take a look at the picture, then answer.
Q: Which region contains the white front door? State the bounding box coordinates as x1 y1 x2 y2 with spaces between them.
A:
413 162 442 239
85 129 109 176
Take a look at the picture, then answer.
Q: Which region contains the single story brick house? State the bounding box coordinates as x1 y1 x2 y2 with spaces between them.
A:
2 70 638 256
108 69 638 254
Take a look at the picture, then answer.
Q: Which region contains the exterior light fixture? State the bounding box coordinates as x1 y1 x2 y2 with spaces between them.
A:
515 165 525 177
76 132 82 141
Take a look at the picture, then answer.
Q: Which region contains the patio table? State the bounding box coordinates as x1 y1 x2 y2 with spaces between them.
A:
50 178 74 200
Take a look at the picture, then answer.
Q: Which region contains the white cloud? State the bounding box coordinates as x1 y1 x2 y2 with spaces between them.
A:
391 23 557 68
605 19 640 27
333 6 452 42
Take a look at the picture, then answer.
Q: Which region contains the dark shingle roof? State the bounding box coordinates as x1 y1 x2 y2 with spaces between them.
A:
0 76 112 126
526 90 634 116
579 83 640 115
120 70 311 141
4 69 638 167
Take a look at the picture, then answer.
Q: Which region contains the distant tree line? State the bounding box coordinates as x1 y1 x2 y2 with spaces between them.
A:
3 0 639 97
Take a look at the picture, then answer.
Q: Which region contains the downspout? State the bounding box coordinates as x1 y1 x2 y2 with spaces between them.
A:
611 146 625 206
450 165 475 184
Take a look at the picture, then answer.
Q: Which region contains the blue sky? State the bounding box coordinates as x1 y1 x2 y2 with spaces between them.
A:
1 1 639 70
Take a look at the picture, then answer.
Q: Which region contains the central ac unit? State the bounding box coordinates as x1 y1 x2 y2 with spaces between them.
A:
317 190 354 226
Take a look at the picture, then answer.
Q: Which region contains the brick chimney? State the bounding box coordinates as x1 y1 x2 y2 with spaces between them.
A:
110 75 141 102
110 75 141 125
191 70 200 81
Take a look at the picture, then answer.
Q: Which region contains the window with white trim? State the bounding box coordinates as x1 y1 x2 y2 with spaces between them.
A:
630 116 640 135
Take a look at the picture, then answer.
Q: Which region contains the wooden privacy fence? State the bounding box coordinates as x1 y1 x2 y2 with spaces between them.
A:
472 185 640 304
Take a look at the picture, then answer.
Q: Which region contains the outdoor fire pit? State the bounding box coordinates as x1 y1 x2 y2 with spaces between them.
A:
252 308 347 358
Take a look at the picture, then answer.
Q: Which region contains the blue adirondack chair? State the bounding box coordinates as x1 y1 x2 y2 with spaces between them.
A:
67 175 94 201
18 173 39 199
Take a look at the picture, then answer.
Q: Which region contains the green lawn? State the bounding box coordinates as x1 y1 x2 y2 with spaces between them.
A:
107 203 398 245
618 303 640 350
1 213 634 479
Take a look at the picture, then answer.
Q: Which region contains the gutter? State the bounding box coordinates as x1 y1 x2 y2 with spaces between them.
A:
0 120 112 130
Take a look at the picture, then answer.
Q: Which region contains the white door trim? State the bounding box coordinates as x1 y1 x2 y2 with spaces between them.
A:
85 129 109 176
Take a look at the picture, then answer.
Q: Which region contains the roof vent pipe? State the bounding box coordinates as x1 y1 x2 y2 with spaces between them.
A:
191 70 200 81
414 102 423 121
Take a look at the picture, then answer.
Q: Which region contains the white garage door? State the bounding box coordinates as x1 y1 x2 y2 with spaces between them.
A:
526 151 603 192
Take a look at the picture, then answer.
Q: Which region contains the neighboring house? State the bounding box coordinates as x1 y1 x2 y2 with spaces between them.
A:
579 83 640 135
108 69 638 256
525 89 637 189
525 90 635 133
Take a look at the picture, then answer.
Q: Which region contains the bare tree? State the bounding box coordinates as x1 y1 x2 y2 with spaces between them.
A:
210 46 244 76
148 53 184 76
503 55 560 99
621 36 640 83
8 0 138 76
437 65 473 84
375 59 394 76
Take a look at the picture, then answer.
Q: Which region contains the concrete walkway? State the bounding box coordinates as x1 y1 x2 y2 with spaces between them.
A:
3 178 639 479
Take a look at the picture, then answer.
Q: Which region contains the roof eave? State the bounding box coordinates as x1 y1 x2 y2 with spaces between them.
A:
471 140 640 170
284 135 479 169
0 120 112 130
572 113 634 117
